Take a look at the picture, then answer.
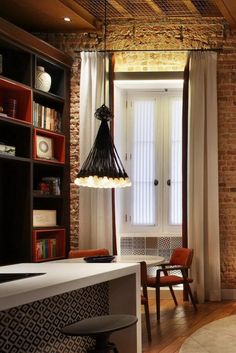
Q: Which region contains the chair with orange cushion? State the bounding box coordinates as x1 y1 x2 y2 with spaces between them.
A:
140 261 151 342
68 248 110 258
147 247 197 321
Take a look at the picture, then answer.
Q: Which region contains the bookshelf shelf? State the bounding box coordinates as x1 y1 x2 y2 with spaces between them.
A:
32 228 66 262
0 77 32 124
0 19 71 265
33 128 65 164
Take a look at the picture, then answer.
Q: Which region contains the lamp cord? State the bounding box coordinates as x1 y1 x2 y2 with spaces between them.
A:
103 0 107 105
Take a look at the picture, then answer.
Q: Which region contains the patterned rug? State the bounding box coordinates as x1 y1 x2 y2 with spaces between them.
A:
179 315 236 353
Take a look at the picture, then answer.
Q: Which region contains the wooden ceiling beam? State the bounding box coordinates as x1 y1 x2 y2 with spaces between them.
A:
144 0 164 15
214 0 236 28
182 0 199 14
107 0 131 16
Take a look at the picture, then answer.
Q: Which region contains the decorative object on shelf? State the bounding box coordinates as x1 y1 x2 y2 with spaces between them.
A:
74 0 131 189
35 66 51 92
35 177 61 195
36 135 53 160
0 105 7 118
33 209 57 227
42 177 61 195
0 142 15 156
38 182 50 194
5 98 17 118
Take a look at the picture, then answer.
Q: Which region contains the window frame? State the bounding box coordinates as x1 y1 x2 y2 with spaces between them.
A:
114 79 183 238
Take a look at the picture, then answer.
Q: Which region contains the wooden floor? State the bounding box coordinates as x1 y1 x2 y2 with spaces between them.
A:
141 290 236 353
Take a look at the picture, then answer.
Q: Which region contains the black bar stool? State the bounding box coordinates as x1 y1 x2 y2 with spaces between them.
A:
61 314 138 353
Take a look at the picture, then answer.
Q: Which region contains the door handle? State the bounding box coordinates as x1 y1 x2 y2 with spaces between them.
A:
154 179 159 186
167 179 171 186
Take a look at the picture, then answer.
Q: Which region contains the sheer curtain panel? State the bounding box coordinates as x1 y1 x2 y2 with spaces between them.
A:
79 52 113 252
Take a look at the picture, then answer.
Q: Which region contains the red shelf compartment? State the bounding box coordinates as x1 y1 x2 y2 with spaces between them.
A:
0 77 32 124
32 228 66 262
33 128 65 164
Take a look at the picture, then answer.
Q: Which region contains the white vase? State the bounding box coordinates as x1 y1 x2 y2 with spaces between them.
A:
36 66 51 92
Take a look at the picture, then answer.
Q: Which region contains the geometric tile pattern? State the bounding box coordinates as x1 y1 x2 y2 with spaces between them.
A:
120 236 182 260
120 236 182 277
0 283 109 353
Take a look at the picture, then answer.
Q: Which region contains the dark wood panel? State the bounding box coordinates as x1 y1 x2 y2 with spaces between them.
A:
0 18 73 67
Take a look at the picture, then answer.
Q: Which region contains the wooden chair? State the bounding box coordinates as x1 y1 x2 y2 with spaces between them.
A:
140 261 151 342
68 248 110 258
147 248 197 321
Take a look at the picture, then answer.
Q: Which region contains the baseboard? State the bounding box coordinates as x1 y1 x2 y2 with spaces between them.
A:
221 289 236 300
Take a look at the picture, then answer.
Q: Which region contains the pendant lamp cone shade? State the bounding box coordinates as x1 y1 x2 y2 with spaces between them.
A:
75 104 131 188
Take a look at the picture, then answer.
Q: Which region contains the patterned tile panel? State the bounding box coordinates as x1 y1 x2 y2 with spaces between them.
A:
0 284 109 353
170 237 182 249
133 237 145 250
120 236 182 258
158 237 171 250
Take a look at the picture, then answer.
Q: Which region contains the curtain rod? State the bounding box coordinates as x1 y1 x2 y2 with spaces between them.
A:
75 48 223 53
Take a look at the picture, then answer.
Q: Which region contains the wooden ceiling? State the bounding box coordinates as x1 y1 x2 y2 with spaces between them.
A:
0 0 236 32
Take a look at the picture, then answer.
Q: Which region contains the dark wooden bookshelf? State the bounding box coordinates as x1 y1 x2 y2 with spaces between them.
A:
0 18 72 264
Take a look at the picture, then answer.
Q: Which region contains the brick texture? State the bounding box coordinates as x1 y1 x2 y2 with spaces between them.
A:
39 18 236 289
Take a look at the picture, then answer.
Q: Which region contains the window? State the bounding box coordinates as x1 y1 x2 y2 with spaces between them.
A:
115 81 183 236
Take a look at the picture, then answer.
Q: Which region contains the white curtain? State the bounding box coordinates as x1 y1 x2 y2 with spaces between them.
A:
188 51 221 302
78 51 113 252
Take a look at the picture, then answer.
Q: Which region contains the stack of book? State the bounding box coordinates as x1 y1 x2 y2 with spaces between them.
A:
33 102 61 132
36 238 57 260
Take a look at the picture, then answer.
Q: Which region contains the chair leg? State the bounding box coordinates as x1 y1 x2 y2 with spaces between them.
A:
144 302 152 342
168 286 178 306
186 283 197 311
155 285 161 321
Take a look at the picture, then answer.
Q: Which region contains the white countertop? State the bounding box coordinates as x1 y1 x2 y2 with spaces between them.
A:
0 262 139 311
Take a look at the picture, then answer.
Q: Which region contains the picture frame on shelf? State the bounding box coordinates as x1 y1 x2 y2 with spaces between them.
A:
33 209 57 227
36 135 53 160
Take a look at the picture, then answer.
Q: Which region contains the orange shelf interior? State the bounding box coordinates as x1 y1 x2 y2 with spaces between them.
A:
32 228 66 262
33 128 65 164
0 78 32 123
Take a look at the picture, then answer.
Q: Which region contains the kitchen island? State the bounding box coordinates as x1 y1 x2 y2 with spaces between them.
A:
0 262 141 353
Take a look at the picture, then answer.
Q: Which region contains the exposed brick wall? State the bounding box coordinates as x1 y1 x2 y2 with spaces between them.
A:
39 18 236 289
114 51 187 71
218 49 236 289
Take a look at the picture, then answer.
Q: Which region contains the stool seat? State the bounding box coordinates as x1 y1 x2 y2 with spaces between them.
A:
61 314 138 353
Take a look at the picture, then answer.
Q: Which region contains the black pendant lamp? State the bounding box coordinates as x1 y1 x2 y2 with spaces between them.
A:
75 0 131 189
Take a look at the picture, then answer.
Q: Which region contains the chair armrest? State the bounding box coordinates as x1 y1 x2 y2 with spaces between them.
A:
156 266 189 279
156 265 188 273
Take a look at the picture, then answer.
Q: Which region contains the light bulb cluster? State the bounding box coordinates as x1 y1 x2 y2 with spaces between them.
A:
74 176 131 188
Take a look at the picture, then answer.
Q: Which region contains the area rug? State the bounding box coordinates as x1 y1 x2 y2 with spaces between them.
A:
179 315 236 353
